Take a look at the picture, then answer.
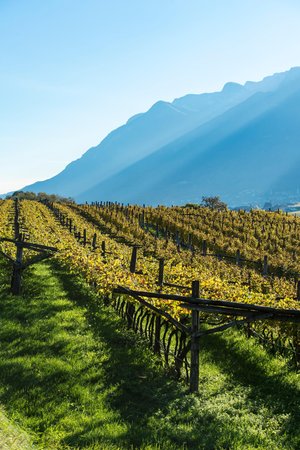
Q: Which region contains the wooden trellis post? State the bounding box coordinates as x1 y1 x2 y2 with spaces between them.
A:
190 280 200 393
101 240 106 257
0 237 57 295
11 242 24 295
130 246 138 273
158 258 164 286
92 233 97 250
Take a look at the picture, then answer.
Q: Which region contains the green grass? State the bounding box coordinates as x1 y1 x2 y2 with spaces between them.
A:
0 258 299 449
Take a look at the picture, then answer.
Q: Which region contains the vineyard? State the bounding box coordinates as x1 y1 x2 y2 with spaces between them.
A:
1 199 300 369
0 198 300 448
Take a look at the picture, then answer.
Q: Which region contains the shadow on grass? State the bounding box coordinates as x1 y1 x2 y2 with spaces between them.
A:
0 257 299 449
51 260 300 449
200 330 300 446
49 261 189 448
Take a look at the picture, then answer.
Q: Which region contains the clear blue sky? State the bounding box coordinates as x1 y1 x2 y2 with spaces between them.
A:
1 0 300 193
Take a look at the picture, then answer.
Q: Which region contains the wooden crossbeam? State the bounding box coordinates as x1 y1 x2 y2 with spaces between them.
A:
180 304 263 317
0 237 20 243
18 241 57 252
114 286 300 322
0 237 57 252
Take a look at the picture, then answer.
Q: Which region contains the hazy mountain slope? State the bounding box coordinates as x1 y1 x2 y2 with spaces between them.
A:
78 72 300 206
21 69 291 198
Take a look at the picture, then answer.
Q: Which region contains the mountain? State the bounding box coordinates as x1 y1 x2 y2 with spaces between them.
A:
77 67 300 205
22 67 300 206
22 85 257 198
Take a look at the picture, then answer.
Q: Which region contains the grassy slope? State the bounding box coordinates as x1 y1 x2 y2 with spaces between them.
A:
0 259 299 449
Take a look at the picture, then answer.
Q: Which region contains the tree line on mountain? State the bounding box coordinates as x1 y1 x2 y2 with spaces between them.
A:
6 191 74 204
6 191 227 211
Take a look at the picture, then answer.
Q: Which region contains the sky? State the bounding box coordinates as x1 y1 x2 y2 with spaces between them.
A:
1 0 300 193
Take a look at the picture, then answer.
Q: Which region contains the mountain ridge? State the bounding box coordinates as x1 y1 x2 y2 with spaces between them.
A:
18 66 300 206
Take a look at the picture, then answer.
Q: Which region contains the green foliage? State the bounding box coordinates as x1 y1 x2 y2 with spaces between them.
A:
6 190 74 203
201 196 228 211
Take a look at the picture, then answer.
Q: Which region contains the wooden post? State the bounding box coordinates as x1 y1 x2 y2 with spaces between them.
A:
92 233 97 250
202 240 207 256
192 280 200 298
101 240 106 257
83 229 87 246
11 243 23 295
263 255 268 276
158 258 164 286
69 219 73 233
190 280 200 393
130 246 138 273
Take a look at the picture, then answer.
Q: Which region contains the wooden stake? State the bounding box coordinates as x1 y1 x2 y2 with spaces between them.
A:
92 233 97 250
192 280 200 298
158 258 164 286
130 246 138 273
101 240 106 257
11 244 23 295
190 280 200 393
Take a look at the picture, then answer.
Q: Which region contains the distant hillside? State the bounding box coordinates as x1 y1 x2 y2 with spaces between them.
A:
22 67 300 206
